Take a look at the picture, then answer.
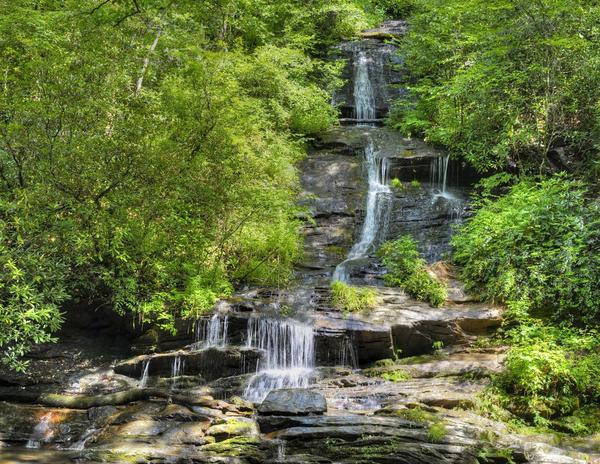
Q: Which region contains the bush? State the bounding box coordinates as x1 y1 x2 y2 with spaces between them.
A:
330 281 377 313
495 324 600 427
378 236 447 307
452 175 600 323
381 369 411 382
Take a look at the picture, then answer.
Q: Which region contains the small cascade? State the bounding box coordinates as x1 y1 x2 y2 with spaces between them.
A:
193 314 229 349
430 154 466 220
171 355 184 378
243 317 315 403
338 335 359 369
354 50 376 122
431 154 450 194
26 413 54 449
333 137 392 282
139 359 150 387
68 428 99 451
277 440 286 462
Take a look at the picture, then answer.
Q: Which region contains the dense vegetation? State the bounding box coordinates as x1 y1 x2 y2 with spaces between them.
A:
330 281 377 313
0 0 395 370
394 0 600 433
378 235 447 307
392 0 600 177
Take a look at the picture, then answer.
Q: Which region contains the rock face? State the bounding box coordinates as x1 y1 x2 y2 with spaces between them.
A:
258 389 327 416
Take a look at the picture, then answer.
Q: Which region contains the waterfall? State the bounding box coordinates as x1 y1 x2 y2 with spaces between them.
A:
243 317 315 403
139 359 150 387
171 356 184 378
26 413 53 449
193 314 229 349
333 138 391 282
431 154 450 194
354 50 376 122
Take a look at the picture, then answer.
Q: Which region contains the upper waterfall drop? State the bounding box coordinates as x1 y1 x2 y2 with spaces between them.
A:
332 43 392 282
353 50 376 123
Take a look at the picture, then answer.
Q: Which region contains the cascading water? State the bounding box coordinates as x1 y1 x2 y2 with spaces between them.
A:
139 359 150 387
193 314 229 349
243 317 315 403
354 50 376 122
26 413 54 449
171 356 184 378
332 42 392 282
333 138 391 282
431 154 450 195
430 154 466 220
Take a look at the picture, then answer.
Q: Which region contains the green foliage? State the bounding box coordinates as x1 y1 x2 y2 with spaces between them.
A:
496 323 600 427
390 406 435 423
390 178 404 190
427 421 448 442
0 197 66 371
330 281 377 313
0 0 380 368
381 369 410 382
378 235 447 307
409 179 421 189
391 0 600 175
452 175 600 323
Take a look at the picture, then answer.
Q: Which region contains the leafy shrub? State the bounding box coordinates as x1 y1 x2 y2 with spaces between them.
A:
452 176 600 323
381 369 411 382
495 324 600 426
378 235 447 307
330 281 377 313
390 178 404 190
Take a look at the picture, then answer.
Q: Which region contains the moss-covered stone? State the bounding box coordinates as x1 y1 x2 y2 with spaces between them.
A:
200 436 262 459
206 418 258 441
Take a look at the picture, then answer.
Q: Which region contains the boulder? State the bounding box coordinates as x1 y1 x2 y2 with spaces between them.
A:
258 389 327 416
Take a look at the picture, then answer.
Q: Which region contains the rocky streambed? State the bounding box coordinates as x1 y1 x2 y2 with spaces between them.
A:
0 20 598 464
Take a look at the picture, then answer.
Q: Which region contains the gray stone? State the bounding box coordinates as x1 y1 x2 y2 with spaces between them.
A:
258 389 327 416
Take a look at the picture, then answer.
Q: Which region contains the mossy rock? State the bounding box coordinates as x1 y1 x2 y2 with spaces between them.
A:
200 436 262 459
206 418 259 441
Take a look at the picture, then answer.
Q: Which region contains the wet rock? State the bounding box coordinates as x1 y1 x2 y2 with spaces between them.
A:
113 346 261 381
191 406 224 419
0 403 90 445
116 419 168 437
360 20 407 39
315 315 393 366
399 351 506 379
154 404 199 422
258 389 327 416
161 422 213 445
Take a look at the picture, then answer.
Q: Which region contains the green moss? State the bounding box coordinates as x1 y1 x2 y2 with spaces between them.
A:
381 369 411 382
206 418 258 440
410 179 421 188
326 245 347 257
201 437 261 458
373 358 396 367
330 281 377 313
427 421 448 442
391 406 436 423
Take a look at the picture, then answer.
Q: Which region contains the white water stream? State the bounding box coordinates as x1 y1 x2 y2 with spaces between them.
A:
243 317 315 403
333 45 392 282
